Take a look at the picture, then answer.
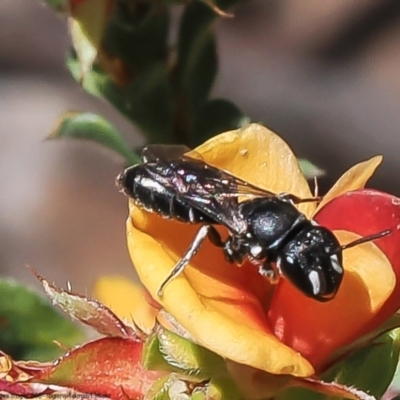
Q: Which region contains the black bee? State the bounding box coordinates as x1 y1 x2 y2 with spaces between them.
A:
117 145 390 301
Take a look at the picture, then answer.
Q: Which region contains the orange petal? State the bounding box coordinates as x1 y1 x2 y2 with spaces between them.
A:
315 156 382 214
268 230 395 370
187 123 314 216
93 275 157 333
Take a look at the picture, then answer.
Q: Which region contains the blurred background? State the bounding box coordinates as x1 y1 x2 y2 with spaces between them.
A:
1 0 400 291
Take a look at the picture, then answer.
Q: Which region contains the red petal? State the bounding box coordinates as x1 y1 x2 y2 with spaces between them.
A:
267 189 400 370
315 189 400 330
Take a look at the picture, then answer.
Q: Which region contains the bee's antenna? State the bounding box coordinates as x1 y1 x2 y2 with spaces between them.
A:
330 229 392 255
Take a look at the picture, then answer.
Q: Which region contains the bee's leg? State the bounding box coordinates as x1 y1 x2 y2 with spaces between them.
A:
203 225 244 264
258 260 280 284
157 225 212 297
258 260 280 308
206 225 225 247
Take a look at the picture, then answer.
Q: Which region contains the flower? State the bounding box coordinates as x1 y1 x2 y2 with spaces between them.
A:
125 123 400 377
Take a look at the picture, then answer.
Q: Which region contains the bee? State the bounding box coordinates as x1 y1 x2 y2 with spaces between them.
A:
117 145 390 301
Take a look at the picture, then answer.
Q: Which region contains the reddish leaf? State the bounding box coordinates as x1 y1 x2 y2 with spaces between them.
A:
0 352 54 397
1 347 121 399
0 382 71 399
0 381 39 397
34 270 139 338
33 337 163 400
0 351 36 382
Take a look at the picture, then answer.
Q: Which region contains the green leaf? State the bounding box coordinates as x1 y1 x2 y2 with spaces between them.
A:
214 0 245 11
146 374 241 400
157 328 227 379
325 329 400 399
48 111 139 165
142 333 180 373
102 63 174 143
165 0 241 13
200 376 242 400
103 3 170 74
175 1 217 124
67 51 107 97
276 329 400 400
328 312 400 366
143 330 243 400
191 98 247 146
276 379 375 400
145 374 173 400
276 387 323 400
0 279 83 361
70 16 98 80
67 52 174 143
149 375 197 400
69 0 113 79
143 328 226 380
157 329 202 377
174 0 245 144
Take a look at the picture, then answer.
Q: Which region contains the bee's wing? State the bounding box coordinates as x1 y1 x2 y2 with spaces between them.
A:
143 144 276 197
141 145 278 234
166 160 277 234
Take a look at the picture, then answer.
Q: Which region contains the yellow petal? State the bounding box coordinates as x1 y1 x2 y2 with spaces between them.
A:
336 230 395 312
315 156 382 214
187 124 315 216
93 275 157 333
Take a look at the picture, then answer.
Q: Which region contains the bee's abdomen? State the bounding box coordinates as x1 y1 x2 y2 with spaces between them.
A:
117 164 215 224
